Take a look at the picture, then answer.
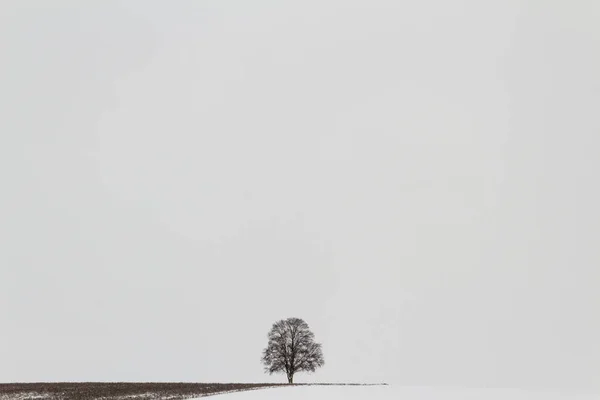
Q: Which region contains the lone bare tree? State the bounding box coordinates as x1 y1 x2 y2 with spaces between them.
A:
261 317 325 384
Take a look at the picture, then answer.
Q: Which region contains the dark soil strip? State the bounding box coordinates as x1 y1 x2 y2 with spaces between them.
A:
0 383 287 400
0 382 388 400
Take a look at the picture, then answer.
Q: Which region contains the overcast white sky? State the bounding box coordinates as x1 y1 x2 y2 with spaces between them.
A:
1 0 599 390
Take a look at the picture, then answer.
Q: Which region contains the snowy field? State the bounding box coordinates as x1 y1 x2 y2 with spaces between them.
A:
1 384 598 400
214 385 600 400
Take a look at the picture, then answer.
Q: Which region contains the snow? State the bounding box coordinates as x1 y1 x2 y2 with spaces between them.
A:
0 393 52 400
205 385 600 400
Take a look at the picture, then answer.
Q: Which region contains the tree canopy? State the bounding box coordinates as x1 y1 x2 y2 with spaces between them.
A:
261 317 325 384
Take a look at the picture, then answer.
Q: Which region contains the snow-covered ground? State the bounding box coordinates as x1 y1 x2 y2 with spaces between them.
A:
210 385 600 400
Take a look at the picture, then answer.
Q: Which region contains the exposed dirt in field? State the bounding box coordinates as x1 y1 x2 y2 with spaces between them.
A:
0 383 287 400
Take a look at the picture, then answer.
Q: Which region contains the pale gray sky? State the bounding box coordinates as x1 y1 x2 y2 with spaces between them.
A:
1 0 599 390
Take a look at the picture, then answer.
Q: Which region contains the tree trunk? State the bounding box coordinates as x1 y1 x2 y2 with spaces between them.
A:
288 374 293 384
